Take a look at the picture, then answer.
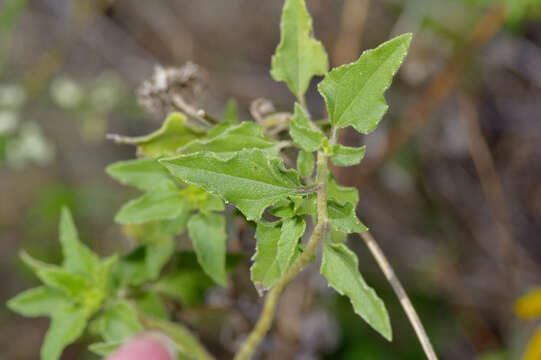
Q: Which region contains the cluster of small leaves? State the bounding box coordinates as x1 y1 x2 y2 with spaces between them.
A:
7 207 225 359
8 0 412 358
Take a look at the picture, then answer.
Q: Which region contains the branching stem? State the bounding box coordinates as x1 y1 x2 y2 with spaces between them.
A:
234 151 329 360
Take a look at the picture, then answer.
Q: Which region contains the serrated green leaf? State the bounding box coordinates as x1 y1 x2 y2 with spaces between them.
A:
88 341 124 357
106 157 175 191
59 207 99 276
114 185 186 225
224 98 239 124
41 304 89 360
318 33 411 134
290 103 326 152
20 252 89 298
187 212 228 286
277 216 306 273
321 242 391 340
297 149 315 179
331 144 366 167
327 201 368 233
109 112 201 156
328 175 358 206
160 149 303 221
97 300 143 342
178 122 282 158
7 286 70 318
251 221 282 291
271 0 328 99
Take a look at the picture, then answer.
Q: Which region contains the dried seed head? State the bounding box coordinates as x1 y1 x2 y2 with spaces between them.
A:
137 62 207 117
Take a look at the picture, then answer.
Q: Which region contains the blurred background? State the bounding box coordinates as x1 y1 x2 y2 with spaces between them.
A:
1 0 540 359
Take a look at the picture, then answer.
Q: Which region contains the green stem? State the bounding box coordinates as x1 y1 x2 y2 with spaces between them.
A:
234 151 329 360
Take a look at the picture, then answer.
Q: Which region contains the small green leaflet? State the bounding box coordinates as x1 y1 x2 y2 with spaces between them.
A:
251 221 282 292
321 242 391 340
59 207 100 276
8 208 121 360
328 175 358 206
108 112 201 156
41 304 89 360
271 0 328 99
327 201 368 233
106 157 175 191
277 216 306 273
187 212 228 286
297 150 315 179
318 33 412 134
20 251 90 299
178 122 283 158
331 144 366 167
160 149 303 221
290 103 326 152
7 286 70 317
114 185 188 225
224 98 239 124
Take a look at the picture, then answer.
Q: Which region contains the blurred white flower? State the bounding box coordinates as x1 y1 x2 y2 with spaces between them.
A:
50 76 83 109
6 121 55 168
0 111 19 135
0 84 26 109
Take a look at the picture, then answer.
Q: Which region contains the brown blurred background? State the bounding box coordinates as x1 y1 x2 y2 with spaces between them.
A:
1 0 540 359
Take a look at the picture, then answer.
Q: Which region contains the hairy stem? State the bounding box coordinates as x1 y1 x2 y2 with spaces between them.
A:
234 151 329 360
359 231 438 360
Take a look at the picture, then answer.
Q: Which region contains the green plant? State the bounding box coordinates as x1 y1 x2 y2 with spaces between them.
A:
7 0 437 359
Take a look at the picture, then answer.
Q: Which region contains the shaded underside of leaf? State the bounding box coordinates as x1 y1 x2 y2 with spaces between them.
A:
251 221 282 292
277 216 306 273
187 212 228 286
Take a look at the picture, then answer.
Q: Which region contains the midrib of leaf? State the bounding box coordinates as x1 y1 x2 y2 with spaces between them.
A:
334 41 407 128
167 163 297 197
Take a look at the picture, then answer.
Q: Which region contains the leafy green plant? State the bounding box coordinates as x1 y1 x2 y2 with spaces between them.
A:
7 0 436 359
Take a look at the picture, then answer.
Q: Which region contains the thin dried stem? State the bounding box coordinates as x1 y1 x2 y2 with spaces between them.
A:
359 231 438 360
